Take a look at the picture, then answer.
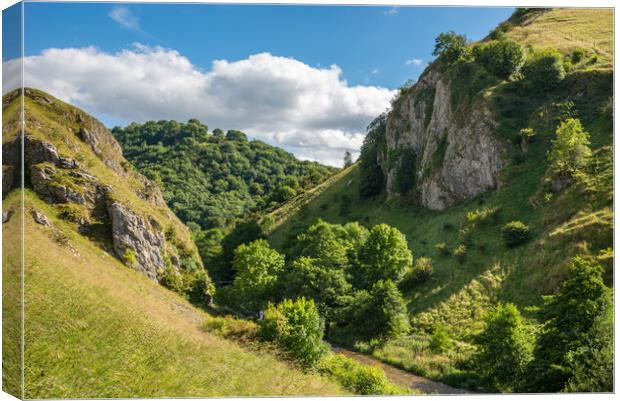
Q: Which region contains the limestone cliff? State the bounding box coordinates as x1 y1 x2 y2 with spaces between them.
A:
2 89 205 291
378 66 505 210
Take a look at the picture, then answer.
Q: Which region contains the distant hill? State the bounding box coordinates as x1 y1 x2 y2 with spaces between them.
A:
266 7 613 390
112 120 337 232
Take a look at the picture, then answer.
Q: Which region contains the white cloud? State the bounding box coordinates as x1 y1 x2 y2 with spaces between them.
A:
405 58 425 67
109 7 140 30
5 45 394 167
371 68 380 74
383 7 399 16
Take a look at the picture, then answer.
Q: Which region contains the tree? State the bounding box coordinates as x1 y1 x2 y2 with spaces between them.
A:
476 38 525 79
284 256 353 322
229 239 285 313
433 31 470 66
225 129 248 141
564 300 613 392
358 224 413 287
548 118 592 177
359 113 387 198
213 220 265 285
354 280 410 339
343 151 353 167
522 48 565 91
524 257 612 392
474 303 533 391
261 297 328 367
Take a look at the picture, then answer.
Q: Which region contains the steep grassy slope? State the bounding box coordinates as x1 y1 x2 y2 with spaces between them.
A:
2 191 347 398
266 8 613 385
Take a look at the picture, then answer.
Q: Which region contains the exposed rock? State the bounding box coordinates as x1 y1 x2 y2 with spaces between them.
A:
30 209 51 226
77 126 125 175
379 68 505 210
30 164 90 204
551 175 574 193
3 210 13 223
58 157 80 169
106 200 166 281
3 165 15 198
24 136 60 166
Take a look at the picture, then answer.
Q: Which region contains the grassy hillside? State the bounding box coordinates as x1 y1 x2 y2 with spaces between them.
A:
2 191 347 398
266 7 613 387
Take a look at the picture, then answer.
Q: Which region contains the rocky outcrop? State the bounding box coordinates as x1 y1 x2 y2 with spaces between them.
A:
106 200 166 281
379 67 505 210
31 209 51 226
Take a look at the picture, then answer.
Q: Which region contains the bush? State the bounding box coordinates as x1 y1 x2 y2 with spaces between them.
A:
261 297 327 367
571 48 586 63
453 244 467 263
501 221 530 247
430 325 452 353
475 38 525 79
359 113 387 198
435 242 450 256
522 49 565 92
474 303 533 391
403 257 434 286
318 354 401 395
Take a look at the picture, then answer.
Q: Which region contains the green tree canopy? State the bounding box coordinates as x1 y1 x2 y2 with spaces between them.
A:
548 118 592 177
474 303 533 391
229 239 285 313
261 297 328 367
358 224 413 287
433 31 470 66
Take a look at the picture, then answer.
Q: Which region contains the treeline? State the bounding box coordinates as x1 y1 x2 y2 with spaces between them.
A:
112 120 337 231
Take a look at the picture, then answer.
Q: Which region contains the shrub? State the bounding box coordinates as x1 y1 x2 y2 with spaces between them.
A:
430 325 452 353
123 248 138 269
318 354 401 395
435 242 450 256
548 118 592 177
501 221 530 247
261 297 327 367
186 268 215 306
466 206 500 225
522 49 565 91
571 48 586 63
474 303 533 391
407 257 434 285
453 244 467 263
476 39 525 79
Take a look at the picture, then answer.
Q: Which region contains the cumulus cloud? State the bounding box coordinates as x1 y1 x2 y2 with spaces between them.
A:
5 45 394 166
405 58 425 66
109 6 140 30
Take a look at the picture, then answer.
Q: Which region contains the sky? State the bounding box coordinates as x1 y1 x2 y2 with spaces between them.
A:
3 2 513 166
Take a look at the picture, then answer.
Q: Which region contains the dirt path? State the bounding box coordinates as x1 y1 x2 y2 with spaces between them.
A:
331 345 471 395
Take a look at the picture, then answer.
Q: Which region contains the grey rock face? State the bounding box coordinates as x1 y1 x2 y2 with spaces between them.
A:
106 200 166 281
30 209 51 226
380 68 505 210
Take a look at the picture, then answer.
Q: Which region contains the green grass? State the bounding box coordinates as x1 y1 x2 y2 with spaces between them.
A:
506 9 613 69
3 192 348 398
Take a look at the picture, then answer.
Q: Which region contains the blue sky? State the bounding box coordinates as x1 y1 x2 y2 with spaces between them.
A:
21 3 512 88
3 2 513 166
